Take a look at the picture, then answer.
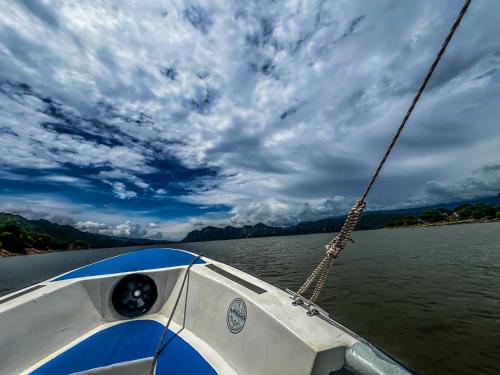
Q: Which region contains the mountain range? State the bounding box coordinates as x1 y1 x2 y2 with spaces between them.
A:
182 195 500 242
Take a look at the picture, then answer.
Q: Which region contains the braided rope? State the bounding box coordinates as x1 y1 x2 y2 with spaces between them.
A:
297 199 365 303
325 199 366 257
297 253 330 296
295 0 472 305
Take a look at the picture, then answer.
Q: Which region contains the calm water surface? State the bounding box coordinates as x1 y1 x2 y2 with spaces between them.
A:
1 223 499 375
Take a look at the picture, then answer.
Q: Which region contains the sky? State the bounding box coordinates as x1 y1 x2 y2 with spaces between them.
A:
1 0 499 240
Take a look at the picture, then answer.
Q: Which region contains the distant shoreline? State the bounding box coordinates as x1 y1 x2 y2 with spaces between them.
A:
179 220 500 244
386 218 499 229
0 248 53 257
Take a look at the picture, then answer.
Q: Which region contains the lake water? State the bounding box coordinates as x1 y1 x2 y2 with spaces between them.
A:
1 222 499 374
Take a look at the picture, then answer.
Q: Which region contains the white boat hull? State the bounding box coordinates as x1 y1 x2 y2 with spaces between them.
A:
0 248 413 375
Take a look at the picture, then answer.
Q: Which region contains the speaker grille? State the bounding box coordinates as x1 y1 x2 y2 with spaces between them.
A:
112 274 158 318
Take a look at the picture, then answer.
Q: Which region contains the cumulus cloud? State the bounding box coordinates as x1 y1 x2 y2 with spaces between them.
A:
103 221 146 238
98 170 149 190
76 220 147 238
422 164 500 203
1 0 500 237
105 181 137 200
75 219 187 240
75 221 109 231
228 195 354 226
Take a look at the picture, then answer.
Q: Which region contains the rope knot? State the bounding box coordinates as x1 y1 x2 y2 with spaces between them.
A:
297 199 367 303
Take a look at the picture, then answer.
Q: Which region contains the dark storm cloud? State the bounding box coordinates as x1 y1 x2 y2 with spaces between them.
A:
0 27 51 69
18 0 60 30
423 164 500 202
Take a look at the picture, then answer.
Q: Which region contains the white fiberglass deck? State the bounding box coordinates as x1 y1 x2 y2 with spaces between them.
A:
0 248 412 375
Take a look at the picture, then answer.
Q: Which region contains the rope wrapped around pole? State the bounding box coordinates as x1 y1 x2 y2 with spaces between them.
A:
295 0 472 306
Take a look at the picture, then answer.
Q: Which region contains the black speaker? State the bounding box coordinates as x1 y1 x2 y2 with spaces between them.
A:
112 274 158 318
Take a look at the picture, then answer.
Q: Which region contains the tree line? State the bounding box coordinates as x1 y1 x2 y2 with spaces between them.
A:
387 203 500 227
0 224 89 254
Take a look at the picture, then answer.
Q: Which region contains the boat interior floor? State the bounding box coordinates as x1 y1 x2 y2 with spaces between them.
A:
27 316 235 375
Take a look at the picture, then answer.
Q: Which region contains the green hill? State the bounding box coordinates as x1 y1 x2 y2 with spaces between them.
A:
0 213 162 255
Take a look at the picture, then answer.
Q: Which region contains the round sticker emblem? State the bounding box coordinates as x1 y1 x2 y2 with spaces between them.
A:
226 298 247 334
